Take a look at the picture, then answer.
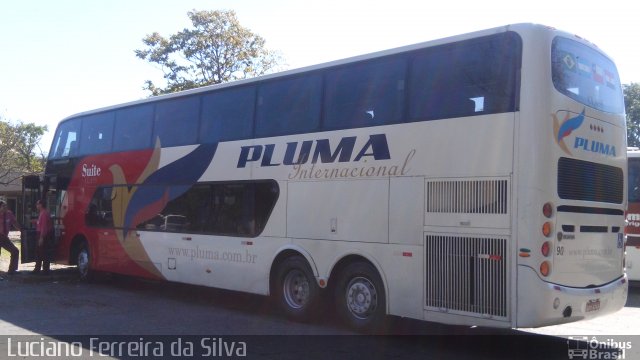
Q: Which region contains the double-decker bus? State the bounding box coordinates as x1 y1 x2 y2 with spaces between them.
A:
22 23 627 329
626 147 640 281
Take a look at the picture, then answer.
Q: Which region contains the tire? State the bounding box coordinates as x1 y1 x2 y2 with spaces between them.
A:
334 262 386 331
273 256 320 321
77 242 93 281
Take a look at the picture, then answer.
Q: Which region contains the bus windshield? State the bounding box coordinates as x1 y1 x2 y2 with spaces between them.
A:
552 36 624 115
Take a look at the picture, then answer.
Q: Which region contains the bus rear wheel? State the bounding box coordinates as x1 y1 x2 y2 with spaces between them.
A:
334 262 386 331
273 256 320 321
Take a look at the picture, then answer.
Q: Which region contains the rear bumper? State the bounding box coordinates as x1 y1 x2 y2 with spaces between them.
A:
516 266 628 328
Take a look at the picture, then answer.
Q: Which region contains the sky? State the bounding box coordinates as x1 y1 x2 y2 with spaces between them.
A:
1 0 639 153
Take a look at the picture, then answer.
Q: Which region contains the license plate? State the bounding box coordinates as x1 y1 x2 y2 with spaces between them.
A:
586 299 601 312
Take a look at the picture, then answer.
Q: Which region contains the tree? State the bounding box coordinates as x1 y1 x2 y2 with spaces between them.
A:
136 9 284 96
0 117 47 185
625 83 640 147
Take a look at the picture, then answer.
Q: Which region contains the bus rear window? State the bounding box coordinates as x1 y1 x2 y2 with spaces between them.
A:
552 37 624 114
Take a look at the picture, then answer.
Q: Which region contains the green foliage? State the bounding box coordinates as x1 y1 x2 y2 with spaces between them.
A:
0 116 47 184
625 83 640 147
136 9 284 96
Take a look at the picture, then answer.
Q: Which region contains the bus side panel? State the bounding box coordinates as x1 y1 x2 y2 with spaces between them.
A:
139 232 289 295
293 238 424 320
287 179 389 243
389 177 423 246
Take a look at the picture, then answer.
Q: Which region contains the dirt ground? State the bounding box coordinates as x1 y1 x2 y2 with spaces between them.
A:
0 232 69 276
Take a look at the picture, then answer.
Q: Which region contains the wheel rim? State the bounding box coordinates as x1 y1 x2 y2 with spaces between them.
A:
282 269 310 309
78 249 89 277
346 276 378 319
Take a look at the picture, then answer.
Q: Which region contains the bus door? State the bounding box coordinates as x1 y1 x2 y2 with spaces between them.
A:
20 175 41 263
20 175 61 264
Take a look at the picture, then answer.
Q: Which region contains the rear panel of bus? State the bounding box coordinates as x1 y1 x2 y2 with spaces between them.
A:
514 25 627 327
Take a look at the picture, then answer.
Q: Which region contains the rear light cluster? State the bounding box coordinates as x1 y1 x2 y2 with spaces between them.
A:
540 202 553 277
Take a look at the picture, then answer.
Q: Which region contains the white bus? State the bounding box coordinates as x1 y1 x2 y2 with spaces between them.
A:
626 147 640 281
28 23 627 330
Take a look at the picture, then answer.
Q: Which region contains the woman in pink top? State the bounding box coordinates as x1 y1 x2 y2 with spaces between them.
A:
33 199 53 274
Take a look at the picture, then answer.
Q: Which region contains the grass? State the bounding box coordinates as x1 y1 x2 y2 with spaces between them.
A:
0 240 21 262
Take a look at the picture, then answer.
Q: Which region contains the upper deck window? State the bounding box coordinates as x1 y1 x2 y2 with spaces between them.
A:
114 104 153 152
408 32 521 121
153 96 200 147
201 86 255 143
79 112 115 156
552 37 624 114
256 74 322 137
324 57 406 129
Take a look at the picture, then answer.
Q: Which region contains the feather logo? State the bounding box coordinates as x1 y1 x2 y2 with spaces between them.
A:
553 109 585 156
108 138 163 278
107 138 218 278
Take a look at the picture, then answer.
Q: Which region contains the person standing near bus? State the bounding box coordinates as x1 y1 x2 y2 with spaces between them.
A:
33 199 53 275
0 200 20 275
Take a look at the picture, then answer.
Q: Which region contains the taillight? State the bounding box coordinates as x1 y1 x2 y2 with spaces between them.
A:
543 202 553 218
540 203 554 277
540 261 551 277
541 241 551 257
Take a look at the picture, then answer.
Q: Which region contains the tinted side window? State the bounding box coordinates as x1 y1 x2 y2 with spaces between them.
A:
114 104 154 151
50 118 82 159
79 112 115 155
256 75 322 137
154 96 200 147
324 58 407 130
201 86 255 143
135 181 279 237
409 32 521 121
86 187 114 227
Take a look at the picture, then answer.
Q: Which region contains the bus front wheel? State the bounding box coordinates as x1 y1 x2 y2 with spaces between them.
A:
77 242 93 281
273 256 320 321
335 262 386 331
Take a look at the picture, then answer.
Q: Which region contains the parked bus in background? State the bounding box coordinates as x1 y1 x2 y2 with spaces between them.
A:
626 147 640 281
22 23 627 330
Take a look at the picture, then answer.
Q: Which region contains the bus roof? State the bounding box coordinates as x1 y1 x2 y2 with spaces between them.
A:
57 23 603 124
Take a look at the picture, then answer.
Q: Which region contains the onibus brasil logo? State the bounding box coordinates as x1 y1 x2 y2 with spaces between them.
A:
567 336 632 359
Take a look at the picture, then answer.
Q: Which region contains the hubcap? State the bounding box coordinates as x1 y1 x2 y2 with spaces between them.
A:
346 276 377 319
78 249 89 277
283 269 310 309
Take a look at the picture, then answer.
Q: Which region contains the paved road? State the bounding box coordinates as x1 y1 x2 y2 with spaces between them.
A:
0 267 638 359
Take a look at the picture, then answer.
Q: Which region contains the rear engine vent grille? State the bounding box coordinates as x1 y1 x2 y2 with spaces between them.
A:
425 235 508 318
426 179 508 214
558 157 623 204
